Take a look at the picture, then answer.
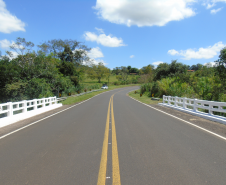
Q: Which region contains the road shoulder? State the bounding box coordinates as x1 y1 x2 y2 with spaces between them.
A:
0 104 73 138
127 92 226 138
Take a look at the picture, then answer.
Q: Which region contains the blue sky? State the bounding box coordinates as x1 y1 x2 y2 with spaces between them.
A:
0 0 226 69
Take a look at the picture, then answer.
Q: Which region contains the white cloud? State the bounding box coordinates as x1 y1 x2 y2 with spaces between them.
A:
93 0 196 27
87 47 104 58
7 51 18 59
168 49 179 55
205 3 216 9
204 62 216 67
95 27 104 34
0 0 25 33
91 59 108 66
152 61 164 66
130 55 134 58
168 42 226 60
203 0 226 9
210 7 223 14
83 47 108 66
0 39 25 59
0 39 14 49
84 30 126 47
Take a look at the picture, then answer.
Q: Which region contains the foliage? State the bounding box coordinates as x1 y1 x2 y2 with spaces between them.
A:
215 47 226 91
154 60 189 81
2 37 226 104
0 37 92 103
87 62 110 83
112 66 139 75
38 39 90 63
189 63 203 71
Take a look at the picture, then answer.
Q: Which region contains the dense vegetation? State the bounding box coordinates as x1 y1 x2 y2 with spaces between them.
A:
0 38 106 103
140 47 226 102
0 38 139 103
1 37 226 103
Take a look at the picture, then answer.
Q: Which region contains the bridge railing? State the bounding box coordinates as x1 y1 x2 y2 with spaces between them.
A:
0 89 104 125
162 95 226 117
0 97 57 119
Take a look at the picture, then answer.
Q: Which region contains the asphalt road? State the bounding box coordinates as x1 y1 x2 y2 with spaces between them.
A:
0 87 226 185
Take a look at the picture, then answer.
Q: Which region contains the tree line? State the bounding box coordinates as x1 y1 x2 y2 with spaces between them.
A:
140 47 226 102
1 37 226 103
0 38 111 103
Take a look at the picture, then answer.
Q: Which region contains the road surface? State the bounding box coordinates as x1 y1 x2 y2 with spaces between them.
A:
0 87 226 185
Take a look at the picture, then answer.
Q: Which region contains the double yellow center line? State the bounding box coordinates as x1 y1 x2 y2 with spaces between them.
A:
97 94 121 185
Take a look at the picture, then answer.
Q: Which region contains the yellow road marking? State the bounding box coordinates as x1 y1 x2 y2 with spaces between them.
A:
97 93 121 185
111 95 121 185
97 97 112 185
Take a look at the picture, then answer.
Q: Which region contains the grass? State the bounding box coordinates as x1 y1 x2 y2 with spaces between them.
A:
62 84 140 105
82 75 117 84
81 74 139 85
62 74 140 105
128 89 163 105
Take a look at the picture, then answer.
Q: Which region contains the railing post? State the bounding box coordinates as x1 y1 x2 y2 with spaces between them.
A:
33 99 37 110
163 95 165 103
23 100 27 113
193 99 197 112
183 97 186 109
43 98 46 108
168 96 171 105
54 96 57 105
209 103 213 115
175 96 177 107
7 102 13 117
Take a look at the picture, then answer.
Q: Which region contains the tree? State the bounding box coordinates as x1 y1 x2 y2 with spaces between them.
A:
38 39 91 65
154 63 169 80
127 65 131 71
219 47 226 64
189 63 203 71
6 37 37 78
154 60 188 81
141 65 154 75
139 65 155 83
8 37 35 57
112 67 120 75
116 66 129 82
215 47 226 91
168 60 188 75
129 67 139 73
88 63 110 83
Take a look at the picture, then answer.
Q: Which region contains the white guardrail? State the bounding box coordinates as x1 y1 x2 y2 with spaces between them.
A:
0 89 104 128
160 95 226 124
0 96 62 128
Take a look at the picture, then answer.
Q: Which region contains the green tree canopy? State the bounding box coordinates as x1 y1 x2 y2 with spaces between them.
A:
88 63 110 83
